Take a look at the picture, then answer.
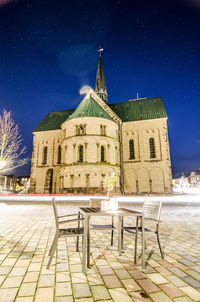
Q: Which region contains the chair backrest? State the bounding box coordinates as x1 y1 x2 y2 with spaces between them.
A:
143 200 162 221
52 197 59 229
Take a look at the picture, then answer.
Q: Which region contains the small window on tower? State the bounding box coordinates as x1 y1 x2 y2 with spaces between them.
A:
76 124 86 135
57 145 62 164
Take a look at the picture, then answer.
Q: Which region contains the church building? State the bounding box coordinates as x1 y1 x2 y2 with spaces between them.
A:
30 54 172 194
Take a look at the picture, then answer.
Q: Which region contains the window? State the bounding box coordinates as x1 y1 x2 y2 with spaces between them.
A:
129 139 135 159
76 124 86 135
42 146 48 164
101 146 105 162
149 137 156 158
57 146 62 164
78 145 83 162
100 125 106 136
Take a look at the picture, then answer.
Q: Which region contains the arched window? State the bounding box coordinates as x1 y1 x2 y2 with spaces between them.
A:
129 139 135 159
57 145 62 164
101 146 105 162
149 137 156 158
78 145 83 162
42 146 48 164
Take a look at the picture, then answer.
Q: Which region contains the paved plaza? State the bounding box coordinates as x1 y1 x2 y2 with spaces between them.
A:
0 202 200 302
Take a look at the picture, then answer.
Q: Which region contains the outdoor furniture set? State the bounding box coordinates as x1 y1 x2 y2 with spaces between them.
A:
47 197 164 273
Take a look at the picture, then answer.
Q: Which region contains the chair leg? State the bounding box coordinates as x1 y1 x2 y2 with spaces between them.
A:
76 211 81 252
48 235 57 256
121 216 124 250
134 217 139 264
111 216 114 246
47 233 58 269
156 224 164 258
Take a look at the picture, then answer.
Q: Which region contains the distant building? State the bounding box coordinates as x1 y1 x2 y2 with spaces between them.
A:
190 169 200 187
30 54 172 195
0 175 14 192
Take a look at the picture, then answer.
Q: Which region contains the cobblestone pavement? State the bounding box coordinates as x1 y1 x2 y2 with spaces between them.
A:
0 203 200 302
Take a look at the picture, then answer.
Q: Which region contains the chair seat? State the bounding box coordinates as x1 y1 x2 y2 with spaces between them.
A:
91 224 115 229
124 226 154 233
59 227 84 235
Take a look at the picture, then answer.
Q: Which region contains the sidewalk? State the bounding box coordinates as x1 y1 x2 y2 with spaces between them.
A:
0 203 200 302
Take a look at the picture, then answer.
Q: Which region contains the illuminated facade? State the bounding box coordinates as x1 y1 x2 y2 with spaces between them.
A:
30 56 172 194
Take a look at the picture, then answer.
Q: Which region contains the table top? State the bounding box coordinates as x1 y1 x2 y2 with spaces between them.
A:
79 207 142 217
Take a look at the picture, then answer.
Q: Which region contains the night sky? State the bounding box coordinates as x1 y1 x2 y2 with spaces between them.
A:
0 0 200 177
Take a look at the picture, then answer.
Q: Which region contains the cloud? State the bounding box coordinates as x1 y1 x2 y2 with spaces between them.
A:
0 0 15 6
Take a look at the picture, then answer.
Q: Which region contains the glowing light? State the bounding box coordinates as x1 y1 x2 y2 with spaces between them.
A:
0 160 6 169
79 85 91 95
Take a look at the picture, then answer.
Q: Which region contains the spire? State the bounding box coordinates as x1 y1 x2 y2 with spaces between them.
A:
95 47 108 103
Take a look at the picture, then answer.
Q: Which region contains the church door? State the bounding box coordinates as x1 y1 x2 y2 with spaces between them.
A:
44 169 53 194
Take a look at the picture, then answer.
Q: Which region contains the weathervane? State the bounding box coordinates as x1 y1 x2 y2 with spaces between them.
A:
98 46 104 57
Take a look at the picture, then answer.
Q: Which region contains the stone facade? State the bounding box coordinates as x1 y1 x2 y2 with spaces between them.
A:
30 56 172 195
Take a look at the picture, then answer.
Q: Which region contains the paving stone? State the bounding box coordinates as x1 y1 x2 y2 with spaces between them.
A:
137 279 160 293
130 292 152 301
129 269 145 280
98 265 114 275
192 265 200 273
159 283 184 298
174 297 193 302
166 275 188 287
103 274 122 288
35 287 54 302
122 278 141 291
180 286 200 301
38 274 55 287
168 267 187 277
71 272 87 283
114 269 131 279
0 266 12 275
147 273 168 284
182 275 200 288
0 288 18 302
2 276 23 288
75 298 94 302
18 282 37 296
91 285 111 300
56 272 70 282
56 297 73 302
87 273 104 285
109 288 133 302
73 283 92 298
9 267 27 276
179 259 196 267
23 271 40 282
15 298 33 302
186 269 200 281
56 282 72 296
150 291 173 302
0 275 6 286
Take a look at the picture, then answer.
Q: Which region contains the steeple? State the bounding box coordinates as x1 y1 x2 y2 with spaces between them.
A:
95 48 108 103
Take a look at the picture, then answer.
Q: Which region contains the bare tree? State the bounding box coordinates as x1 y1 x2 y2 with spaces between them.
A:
0 109 29 173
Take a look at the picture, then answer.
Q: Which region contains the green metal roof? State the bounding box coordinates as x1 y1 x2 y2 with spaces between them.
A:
33 109 74 132
67 97 113 121
33 97 167 132
109 97 167 122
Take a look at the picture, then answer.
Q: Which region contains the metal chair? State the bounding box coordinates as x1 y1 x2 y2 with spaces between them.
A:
122 200 164 263
89 198 115 245
47 197 84 269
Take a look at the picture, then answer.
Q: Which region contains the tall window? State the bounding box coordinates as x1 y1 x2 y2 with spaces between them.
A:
42 146 48 164
101 146 105 162
100 125 106 136
129 139 135 159
57 145 62 164
149 137 156 158
78 145 83 162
